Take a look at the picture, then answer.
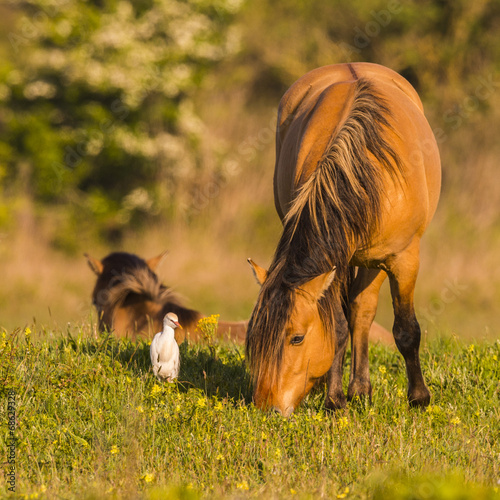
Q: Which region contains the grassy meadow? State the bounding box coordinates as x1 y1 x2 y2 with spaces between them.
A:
1 1 500 498
0 323 499 499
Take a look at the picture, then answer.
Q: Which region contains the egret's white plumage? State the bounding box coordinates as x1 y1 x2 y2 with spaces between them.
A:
150 312 181 382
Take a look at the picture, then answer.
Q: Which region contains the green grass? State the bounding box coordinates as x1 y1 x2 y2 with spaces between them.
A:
1 326 499 499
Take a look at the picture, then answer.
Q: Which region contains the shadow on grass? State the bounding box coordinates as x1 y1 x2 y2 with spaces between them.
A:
61 333 253 403
176 341 253 403
60 331 151 370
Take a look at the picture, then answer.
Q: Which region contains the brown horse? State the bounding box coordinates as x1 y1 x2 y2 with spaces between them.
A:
86 251 247 342
246 63 441 416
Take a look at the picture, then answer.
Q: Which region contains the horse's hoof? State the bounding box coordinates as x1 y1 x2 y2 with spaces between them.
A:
408 388 431 408
347 379 372 402
325 392 347 411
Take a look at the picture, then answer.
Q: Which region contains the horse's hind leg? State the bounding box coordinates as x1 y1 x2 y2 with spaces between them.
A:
348 267 387 402
386 238 431 407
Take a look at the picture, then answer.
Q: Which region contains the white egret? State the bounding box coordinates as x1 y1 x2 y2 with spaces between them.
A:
150 312 181 382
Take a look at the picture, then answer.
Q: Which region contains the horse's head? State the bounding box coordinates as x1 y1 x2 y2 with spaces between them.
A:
85 251 167 333
246 259 337 416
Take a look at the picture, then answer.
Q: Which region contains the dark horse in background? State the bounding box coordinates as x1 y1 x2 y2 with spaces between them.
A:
86 251 247 343
246 63 441 416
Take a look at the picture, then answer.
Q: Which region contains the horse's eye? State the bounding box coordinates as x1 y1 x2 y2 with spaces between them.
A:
290 334 305 345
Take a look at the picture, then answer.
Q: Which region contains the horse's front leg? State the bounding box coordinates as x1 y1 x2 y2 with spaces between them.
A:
347 267 387 401
325 300 349 410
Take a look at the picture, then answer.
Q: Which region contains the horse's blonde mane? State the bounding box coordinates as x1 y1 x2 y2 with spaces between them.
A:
284 79 404 246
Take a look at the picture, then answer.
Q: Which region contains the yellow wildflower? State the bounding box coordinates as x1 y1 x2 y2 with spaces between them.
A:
426 404 441 414
141 473 155 483
136 406 144 413
196 398 206 408
236 480 249 490
197 314 220 341
197 314 220 327
337 417 349 430
150 384 162 397
378 365 386 374
337 486 350 498
110 445 119 455
450 416 461 425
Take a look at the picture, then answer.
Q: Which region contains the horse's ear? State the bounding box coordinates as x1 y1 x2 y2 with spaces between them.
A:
85 253 104 276
147 250 168 271
300 268 336 301
247 258 268 286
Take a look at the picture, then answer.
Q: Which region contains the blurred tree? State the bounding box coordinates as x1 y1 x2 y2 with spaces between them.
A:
233 0 500 111
1 0 499 247
0 0 243 242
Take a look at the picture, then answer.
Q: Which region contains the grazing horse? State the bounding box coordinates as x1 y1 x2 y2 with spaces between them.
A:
246 63 441 416
86 251 247 342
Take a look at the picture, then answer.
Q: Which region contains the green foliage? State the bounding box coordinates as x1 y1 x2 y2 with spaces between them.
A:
0 0 243 236
236 0 500 109
0 327 499 498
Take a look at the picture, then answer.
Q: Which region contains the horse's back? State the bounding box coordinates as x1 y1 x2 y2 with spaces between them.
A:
278 63 423 129
276 64 428 197
274 63 441 261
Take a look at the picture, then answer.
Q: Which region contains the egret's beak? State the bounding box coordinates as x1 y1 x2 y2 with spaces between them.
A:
175 321 183 329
